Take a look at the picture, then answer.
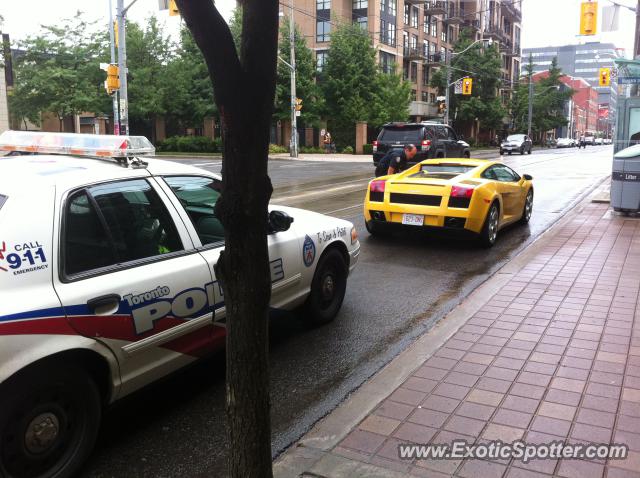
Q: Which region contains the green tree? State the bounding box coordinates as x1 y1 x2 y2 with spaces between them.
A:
165 26 217 130
369 68 411 127
510 57 574 141
9 12 109 129
322 22 378 148
229 7 242 55
125 16 174 141
430 29 506 132
275 18 322 127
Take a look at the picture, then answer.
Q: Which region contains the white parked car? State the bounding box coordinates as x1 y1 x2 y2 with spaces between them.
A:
0 131 360 477
594 137 604 145
556 137 575 148
585 136 595 145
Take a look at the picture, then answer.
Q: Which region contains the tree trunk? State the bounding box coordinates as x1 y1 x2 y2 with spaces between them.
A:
175 1 278 477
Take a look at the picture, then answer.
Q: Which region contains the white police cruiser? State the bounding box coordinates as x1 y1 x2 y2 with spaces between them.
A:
0 131 360 478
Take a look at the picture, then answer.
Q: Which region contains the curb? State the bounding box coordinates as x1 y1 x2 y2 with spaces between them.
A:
273 175 612 478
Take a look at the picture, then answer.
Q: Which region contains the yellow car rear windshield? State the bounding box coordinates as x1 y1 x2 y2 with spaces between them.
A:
410 164 476 179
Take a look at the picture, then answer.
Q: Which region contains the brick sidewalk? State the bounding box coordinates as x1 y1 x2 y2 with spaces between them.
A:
276 201 640 478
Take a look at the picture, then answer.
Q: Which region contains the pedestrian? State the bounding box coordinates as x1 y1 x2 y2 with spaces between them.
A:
374 144 418 177
579 133 586 149
323 130 332 153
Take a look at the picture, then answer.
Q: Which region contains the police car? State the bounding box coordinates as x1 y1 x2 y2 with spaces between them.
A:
0 131 360 478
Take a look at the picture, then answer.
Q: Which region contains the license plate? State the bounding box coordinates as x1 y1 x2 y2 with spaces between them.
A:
402 213 424 226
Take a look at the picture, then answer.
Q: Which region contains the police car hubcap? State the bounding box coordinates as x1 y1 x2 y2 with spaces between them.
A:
322 275 335 300
25 413 60 454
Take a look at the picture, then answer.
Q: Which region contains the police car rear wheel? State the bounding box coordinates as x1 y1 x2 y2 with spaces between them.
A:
0 364 101 478
304 249 347 326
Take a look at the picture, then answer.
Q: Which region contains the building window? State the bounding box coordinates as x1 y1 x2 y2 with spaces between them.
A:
410 6 419 28
441 25 447 42
421 91 429 102
317 21 331 42
403 62 409 81
411 89 417 101
353 0 367 8
423 40 430 57
431 17 437 37
389 0 396 16
440 46 447 61
430 93 436 103
316 51 328 72
381 0 396 15
380 51 396 74
423 65 430 85
404 3 410 24
411 63 418 82
380 19 396 46
355 16 367 29
411 34 418 51
448 26 455 44
317 0 330 9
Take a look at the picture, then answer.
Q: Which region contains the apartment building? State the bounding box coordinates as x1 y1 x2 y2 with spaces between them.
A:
523 42 622 136
288 0 522 122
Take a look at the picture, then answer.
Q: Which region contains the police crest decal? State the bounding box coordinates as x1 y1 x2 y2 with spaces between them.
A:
302 235 316 267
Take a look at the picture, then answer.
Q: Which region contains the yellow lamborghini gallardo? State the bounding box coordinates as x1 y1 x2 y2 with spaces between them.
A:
364 158 534 247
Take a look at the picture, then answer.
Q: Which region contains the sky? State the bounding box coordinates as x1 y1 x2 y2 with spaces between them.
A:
0 0 636 56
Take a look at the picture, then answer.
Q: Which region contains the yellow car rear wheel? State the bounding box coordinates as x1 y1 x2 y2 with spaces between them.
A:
479 202 500 247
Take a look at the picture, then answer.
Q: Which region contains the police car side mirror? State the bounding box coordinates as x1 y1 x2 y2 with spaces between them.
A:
269 210 294 233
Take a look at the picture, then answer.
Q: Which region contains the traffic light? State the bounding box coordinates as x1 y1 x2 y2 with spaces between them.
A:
580 1 598 35
438 102 446 114
169 0 179 16
599 68 611 86
295 98 303 111
462 77 473 95
105 64 120 95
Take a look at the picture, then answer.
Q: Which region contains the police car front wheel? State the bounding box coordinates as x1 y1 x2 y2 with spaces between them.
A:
303 249 348 326
0 363 101 478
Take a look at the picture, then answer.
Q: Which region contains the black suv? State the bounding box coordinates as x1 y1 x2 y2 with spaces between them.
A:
373 122 471 166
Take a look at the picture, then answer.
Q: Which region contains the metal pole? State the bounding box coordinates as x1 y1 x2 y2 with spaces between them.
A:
108 0 120 135
117 0 129 135
289 0 298 158
527 74 533 139
445 51 452 125
635 0 640 58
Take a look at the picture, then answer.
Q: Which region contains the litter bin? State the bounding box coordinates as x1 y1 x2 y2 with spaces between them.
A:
611 144 640 212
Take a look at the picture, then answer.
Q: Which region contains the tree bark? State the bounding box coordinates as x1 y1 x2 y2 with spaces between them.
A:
175 1 278 477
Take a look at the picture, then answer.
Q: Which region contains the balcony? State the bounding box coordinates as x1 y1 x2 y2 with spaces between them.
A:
423 0 447 15
403 47 426 61
410 101 440 118
501 1 522 22
461 19 481 32
444 6 464 25
423 53 443 66
485 26 507 42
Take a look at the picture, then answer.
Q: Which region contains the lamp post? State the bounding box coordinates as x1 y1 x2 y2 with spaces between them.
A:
115 0 141 136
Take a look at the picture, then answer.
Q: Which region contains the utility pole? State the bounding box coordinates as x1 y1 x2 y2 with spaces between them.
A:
289 0 298 158
527 74 534 138
115 0 141 136
444 51 452 125
108 0 120 135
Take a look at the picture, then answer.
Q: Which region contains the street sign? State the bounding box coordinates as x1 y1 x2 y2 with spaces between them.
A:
617 77 640 84
454 80 463 95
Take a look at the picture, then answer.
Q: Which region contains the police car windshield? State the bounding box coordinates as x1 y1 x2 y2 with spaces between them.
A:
0 194 6 211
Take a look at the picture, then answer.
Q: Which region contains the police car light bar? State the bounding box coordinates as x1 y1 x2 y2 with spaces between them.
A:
0 131 155 158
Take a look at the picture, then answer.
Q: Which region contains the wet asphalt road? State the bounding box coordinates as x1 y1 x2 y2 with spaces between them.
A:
81 146 613 477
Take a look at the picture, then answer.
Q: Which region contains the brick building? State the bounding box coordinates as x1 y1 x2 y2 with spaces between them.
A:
287 0 522 123
532 71 599 139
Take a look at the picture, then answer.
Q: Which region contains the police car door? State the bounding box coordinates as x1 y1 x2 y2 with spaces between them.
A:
158 175 302 321
53 177 215 397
